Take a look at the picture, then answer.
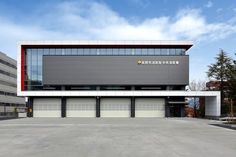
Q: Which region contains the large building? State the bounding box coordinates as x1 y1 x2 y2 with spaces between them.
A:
17 41 221 118
0 52 25 117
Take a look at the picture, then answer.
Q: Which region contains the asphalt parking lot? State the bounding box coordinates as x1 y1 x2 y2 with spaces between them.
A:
0 118 235 157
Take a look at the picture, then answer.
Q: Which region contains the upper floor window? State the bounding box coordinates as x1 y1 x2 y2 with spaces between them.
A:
25 48 187 56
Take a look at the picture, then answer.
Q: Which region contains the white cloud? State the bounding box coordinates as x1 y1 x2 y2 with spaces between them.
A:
205 1 213 8
0 1 236 59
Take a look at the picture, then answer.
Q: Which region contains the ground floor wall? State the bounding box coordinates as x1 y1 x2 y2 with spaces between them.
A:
27 96 187 118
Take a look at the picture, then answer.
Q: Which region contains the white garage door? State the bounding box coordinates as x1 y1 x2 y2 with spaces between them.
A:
33 98 61 117
100 98 130 117
135 98 165 117
66 98 96 117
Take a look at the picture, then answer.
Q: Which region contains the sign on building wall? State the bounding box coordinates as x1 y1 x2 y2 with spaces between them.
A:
138 60 179 65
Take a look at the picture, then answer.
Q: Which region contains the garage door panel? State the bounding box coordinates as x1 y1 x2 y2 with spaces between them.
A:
33 98 61 117
135 98 165 117
101 111 130 117
66 98 96 117
34 111 61 117
66 111 95 117
135 111 165 117
100 98 130 117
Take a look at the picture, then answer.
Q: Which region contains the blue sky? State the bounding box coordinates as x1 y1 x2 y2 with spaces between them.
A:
0 0 236 81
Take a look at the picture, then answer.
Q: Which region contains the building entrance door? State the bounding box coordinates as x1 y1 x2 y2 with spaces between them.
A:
169 104 181 117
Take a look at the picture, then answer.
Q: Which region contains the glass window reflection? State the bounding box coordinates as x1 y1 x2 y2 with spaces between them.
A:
170 49 175 55
155 49 161 55
175 49 181 55
56 49 62 55
90 48 97 55
107 49 112 55
119 49 125 55
113 48 119 55
65 49 71 55
83 49 90 55
26 49 31 82
49 48 56 55
100 49 106 55
71 48 77 55
142 49 148 55
136 49 142 55
148 49 155 55
43 49 49 55
31 49 38 81
78 49 83 55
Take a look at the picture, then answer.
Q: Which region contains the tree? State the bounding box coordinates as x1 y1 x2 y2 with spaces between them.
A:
228 53 236 100
207 49 234 113
189 80 207 91
188 80 207 117
228 53 236 118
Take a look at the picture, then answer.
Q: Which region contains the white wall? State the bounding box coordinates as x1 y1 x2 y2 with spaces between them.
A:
205 96 221 117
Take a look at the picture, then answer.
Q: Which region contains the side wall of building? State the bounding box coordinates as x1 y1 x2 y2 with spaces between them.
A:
0 52 25 116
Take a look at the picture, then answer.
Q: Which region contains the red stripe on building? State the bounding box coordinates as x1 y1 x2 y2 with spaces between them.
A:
21 46 25 91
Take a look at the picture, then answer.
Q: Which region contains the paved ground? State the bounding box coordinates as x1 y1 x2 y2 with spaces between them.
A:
0 118 235 157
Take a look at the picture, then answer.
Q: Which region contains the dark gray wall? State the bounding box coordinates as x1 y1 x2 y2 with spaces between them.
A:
43 56 189 85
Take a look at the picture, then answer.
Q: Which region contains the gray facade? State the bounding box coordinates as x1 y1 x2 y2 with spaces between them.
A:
19 40 194 118
43 56 189 85
0 52 25 117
